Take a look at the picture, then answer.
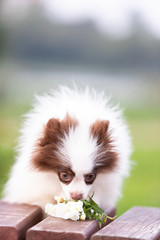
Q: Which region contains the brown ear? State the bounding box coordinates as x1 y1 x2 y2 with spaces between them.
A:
39 118 61 147
39 115 78 147
90 120 118 172
31 115 78 171
90 120 110 145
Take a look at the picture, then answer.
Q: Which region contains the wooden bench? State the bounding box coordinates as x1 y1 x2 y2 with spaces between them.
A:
0 200 42 240
0 200 160 240
92 206 160 240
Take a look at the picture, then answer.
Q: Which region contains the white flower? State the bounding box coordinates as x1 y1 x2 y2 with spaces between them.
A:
54 196 65 203
68 209 80 221
91 209 94 214
45 200 85 221
80 211 86 220
45 203 56 216
67 200 83 212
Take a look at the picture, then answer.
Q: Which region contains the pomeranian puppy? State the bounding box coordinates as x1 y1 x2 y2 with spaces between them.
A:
3 86 132 212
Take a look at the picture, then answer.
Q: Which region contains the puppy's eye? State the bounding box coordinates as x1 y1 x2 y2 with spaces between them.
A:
59 172 73 184
84 173 96 184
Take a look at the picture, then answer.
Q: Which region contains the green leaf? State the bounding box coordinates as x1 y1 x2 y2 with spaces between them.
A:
81 195 116 228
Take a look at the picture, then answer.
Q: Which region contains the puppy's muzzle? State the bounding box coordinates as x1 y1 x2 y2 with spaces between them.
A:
70 192 83 200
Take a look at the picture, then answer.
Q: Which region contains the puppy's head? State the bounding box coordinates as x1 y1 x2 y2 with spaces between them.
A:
32 114 118 200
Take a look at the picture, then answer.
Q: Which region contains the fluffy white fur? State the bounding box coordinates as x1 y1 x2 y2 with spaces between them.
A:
3 86 132 211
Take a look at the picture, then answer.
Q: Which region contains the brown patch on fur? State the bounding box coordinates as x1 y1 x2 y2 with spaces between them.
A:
31 114 78 172
90 120 118 172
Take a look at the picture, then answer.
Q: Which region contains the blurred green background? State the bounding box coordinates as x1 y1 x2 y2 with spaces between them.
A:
0 0 160 217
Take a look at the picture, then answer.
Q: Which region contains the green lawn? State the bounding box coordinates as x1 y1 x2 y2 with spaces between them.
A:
0 102 30 195
117 109 160 216
0 102 160 216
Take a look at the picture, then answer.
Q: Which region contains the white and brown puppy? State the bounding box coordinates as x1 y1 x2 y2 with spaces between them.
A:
3 86 132 212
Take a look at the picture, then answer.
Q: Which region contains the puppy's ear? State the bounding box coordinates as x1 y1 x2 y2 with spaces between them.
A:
46 118 60 129
90 120 118 172
40 118 61 147
32 116 76 171
90 120 110 145
40 114 78 147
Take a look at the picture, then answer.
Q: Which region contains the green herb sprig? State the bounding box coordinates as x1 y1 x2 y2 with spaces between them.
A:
82 195 116 228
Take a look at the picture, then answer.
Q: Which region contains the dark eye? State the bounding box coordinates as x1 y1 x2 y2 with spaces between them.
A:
59 172 73 184
84 173 96 184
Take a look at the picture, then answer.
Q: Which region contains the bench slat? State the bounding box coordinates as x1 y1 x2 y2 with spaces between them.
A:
27 207 116 240
0 201 42 240
91 206 160 240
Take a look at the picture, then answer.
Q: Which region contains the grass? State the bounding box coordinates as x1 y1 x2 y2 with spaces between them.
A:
117 108 160 216
117 150 160 216
0 101 31 195
0 101 160 217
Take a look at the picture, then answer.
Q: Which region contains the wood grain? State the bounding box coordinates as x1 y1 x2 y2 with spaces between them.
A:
27 207 116 240
91 206 160 240
0 200 42 240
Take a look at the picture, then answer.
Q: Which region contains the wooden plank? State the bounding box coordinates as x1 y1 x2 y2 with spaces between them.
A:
0 200 42 240
91 206 160 240
27 207 116 240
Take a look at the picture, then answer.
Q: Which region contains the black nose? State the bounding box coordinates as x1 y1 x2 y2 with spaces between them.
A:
70 192 83 200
